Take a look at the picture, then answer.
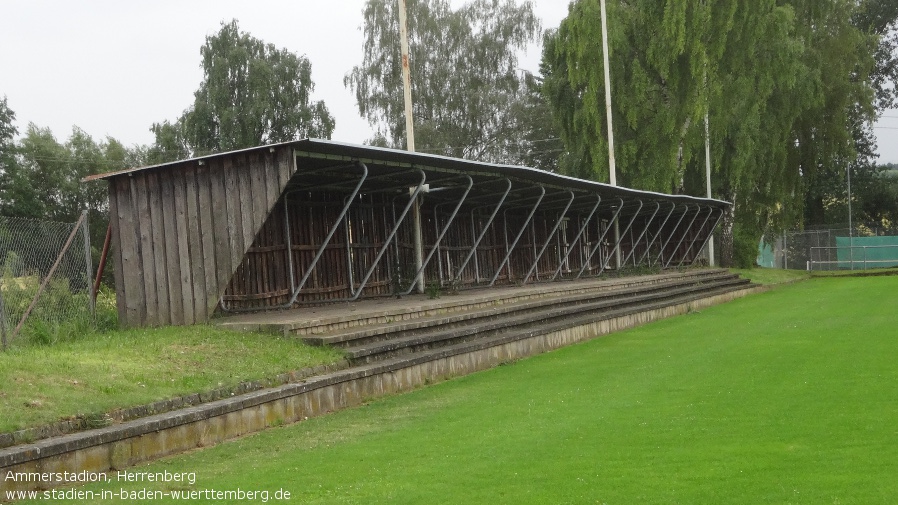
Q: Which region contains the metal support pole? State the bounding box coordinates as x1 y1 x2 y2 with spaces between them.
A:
0 288 7 350
413 196 425 293
523 191 575 284
284 163 368 298
222 163 369 312
455 179 512 283
552 194 602 280
399 176 473 295
577 198 624 278
343 195 354 295
664 205 702 269
678 206 715 267
489 186 546 286
597 200 643 277
434 204 446 284
92 222 112 305
286 164 370 305
285 195 296 294
637 202 676 266
688 207 725 267
621 201 660 266
654 204 689 267
348 170 427 301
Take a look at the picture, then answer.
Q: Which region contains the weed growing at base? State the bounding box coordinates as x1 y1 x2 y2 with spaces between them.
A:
28 276 898 504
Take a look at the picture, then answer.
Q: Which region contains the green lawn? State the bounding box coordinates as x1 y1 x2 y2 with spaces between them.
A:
26 274 897 504
0 325 342 433
730 267 810 285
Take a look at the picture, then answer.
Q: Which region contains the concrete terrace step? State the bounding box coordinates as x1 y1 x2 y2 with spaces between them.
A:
216 269 730 336
355 280 758 376
313 271 742 349
341 275 750 364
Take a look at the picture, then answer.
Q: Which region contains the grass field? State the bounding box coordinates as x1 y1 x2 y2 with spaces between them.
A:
0 326 342 432
21 274 896 504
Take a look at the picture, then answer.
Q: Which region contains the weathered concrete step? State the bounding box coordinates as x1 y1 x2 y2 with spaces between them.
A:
363 282 760 373
261 269 731 336
343 277 751 364
304 271 740 348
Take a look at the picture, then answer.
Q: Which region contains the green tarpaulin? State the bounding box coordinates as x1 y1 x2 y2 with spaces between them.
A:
835 236 898 269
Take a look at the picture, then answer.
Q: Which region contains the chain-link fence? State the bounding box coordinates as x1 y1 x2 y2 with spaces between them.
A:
0 212 93 348
760 223 898 271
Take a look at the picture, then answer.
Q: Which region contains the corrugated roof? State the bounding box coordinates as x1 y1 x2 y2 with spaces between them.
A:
84 138 731 207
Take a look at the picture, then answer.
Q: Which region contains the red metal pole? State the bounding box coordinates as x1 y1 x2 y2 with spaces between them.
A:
93 221 113 303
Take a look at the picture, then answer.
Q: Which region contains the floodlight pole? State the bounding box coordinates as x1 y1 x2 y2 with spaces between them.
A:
705 110 715 266
398 0 425 292
848 162 854 270
600 0 621 270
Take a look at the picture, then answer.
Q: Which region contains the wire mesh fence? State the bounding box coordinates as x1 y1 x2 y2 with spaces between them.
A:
0 212 93 348
760 223 898 271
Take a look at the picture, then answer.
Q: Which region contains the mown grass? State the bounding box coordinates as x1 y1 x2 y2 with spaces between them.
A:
811 266 898 278
730 267 810 285
36 275 898 504
0 325 343 433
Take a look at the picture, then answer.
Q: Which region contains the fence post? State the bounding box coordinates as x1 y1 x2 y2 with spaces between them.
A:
81 210 94 316
0 288 7 350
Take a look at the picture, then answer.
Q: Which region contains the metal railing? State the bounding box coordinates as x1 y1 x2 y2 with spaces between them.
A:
809 245 898 271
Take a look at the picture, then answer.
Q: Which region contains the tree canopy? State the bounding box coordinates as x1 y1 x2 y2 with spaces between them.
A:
346 0 546 164
150 20 335 163
542 0 895 266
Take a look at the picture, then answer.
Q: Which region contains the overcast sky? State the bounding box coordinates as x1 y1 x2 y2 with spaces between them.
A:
1 0 896 163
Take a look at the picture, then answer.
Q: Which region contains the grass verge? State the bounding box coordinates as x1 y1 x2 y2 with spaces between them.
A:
0 326 342 433
27 275 898 504
730 267 810 285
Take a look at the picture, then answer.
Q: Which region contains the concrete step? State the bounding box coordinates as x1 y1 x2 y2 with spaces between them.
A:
342 275 750 364
274 269 730 336
362 281 757 372
302 270 737 347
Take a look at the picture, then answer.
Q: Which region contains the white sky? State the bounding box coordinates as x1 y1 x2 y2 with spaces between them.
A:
1 0 896 163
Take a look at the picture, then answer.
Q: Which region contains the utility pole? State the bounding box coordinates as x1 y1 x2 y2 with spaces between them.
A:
600 0 621 269
704 111 715 266
398 0 424 292
848 163 854 270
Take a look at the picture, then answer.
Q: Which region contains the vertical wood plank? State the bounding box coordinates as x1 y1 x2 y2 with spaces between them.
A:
209 159 232 313
238 156 255 257
195 162 218 318
250 154 269 243
183 165 207 322
122 177 148 326
161 170 184 325
265 152 280 218
223 156 244 277
108 180 126 325
172 168 195 325
277 147 293 196
133 173 158 326
147 171 170 326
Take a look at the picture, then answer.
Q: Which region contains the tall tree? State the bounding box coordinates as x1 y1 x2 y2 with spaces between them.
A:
151 20 335 163
1 124 136 248
346 0 541 163
544 0 889 267
0 96 17 207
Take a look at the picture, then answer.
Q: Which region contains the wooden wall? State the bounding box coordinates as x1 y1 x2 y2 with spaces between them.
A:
108 147 294 327
107 143 721 325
